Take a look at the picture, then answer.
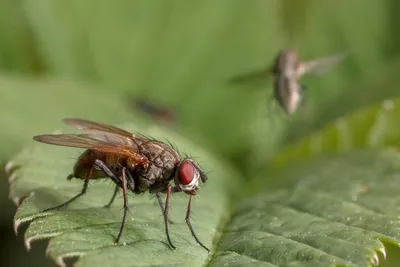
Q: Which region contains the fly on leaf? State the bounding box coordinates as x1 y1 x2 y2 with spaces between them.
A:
33 118 209 252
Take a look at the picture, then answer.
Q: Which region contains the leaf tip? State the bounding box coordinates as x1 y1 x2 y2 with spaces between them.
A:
377 247 386 260
8 173 18 184
25 232 59 251
13 218 22 235
370 252 379 266
24 236 33 251
55 252 85 267
4 160 20 175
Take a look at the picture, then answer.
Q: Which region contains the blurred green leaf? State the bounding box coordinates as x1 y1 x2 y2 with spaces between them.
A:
216 148 400 267
270 98 400 172
20 0 286 159
0 74 141 160
0 0 43 73
8 122 241 267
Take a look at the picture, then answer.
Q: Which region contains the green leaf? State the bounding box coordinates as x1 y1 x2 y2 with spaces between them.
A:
0 0 43 73
215 148 400 267
7 122 242 267
270 98 400 172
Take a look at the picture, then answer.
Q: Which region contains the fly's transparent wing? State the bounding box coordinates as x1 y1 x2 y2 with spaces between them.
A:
63 118 148 141
33 133 143 158
229 66 274 86
298 52 347 77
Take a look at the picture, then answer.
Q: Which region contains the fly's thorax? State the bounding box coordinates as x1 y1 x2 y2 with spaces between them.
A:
273 49 299 75
134 140 180 192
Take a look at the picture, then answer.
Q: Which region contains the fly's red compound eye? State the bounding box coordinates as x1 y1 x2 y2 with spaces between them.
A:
178 160 195 185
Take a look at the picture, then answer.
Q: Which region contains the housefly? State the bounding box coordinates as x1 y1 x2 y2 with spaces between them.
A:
33 118 209 252
231 49 346 114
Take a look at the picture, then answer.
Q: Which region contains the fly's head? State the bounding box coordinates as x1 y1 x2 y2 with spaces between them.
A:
174 158 207 195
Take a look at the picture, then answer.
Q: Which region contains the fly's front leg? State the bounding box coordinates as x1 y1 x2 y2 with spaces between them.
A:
185 195 210 252
158 186 183 249
158 186 209 252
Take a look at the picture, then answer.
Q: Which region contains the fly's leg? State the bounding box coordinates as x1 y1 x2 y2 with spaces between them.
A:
94 159 136 208
94 159 121 185
94 159 134 243
94 159 123 208
185 195 210 252
124 169 136 192
300 84 308 108
104 184 119 208
266 94 282 127
156 192 174 224
114 167 130 245
162 185 175 249
42 164 94 212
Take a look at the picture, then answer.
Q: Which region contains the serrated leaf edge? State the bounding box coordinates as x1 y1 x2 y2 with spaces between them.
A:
25 232 60 251
56 252 85 267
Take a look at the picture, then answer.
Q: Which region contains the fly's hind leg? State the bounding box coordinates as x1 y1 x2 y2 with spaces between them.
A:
42 165 94 212
104 184 119 208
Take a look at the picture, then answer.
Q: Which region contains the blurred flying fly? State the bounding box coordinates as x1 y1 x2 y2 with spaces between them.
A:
231 49 346 114
33 118 209 251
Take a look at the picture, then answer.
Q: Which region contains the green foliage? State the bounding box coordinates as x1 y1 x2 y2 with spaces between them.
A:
2 0 400 266
271 98 400 173
217 148 400 267
0 75 136 159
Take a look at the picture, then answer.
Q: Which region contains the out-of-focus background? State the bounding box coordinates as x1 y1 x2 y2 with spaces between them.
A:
1 0 400 266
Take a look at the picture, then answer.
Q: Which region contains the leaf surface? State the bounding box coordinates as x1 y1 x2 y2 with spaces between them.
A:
270 98 400 172
214 148 400 267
